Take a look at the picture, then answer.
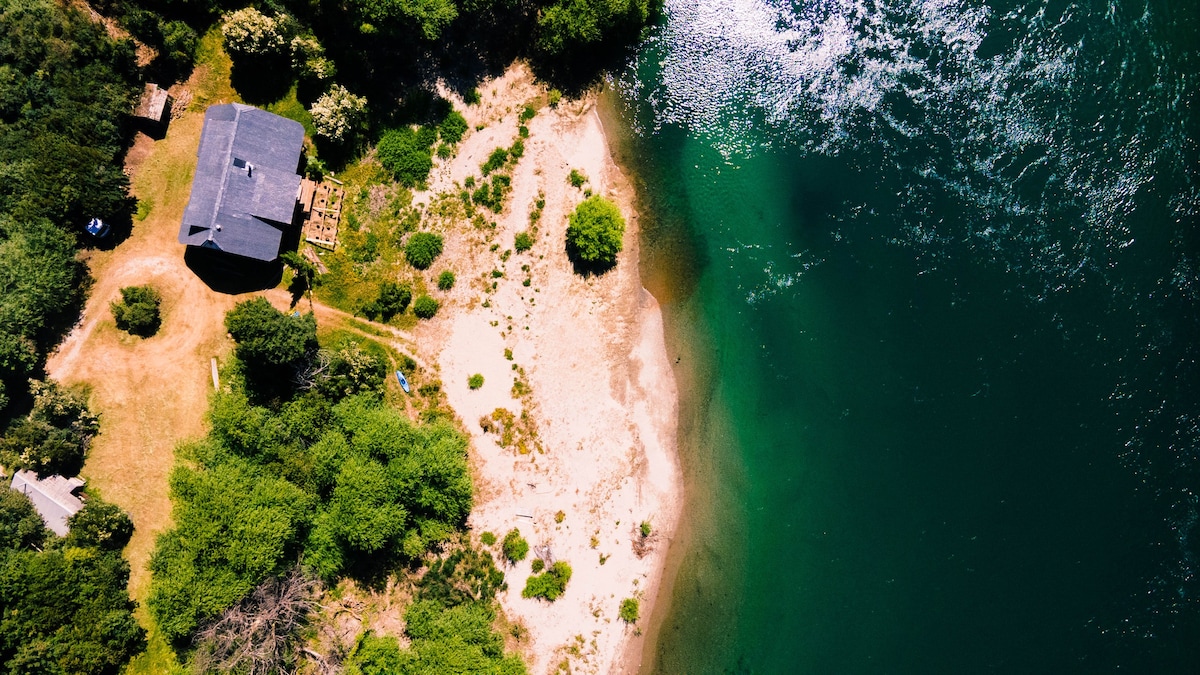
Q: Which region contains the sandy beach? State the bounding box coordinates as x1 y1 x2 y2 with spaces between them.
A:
418 65 683 674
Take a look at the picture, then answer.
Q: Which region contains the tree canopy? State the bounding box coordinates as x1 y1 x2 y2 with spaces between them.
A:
149 383 474 644
565 195 625 272
0 0 138 413
0 491 145 674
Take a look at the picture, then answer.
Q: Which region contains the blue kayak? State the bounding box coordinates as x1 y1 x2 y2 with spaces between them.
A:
395 371 410 393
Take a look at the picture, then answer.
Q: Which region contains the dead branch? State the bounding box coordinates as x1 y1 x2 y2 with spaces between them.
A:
191 567 321 675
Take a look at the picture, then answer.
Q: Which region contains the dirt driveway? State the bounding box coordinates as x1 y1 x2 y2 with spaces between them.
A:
46 109 239 600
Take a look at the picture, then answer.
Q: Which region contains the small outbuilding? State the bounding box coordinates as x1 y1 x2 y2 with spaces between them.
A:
132 82 172 131
10 469 85 536
178 103 305 262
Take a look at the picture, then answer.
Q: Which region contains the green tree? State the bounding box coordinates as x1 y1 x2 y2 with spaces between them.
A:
326 455 408 554
0 489 49 551
0 380 98 477
0 547 146 673
65 499 134 552
348 0 458 40
110 284 162 337
534 0 656 60
405 232 444 269
365 281 412 321
148 459 313 643
224 298 318 391
565 195 625 272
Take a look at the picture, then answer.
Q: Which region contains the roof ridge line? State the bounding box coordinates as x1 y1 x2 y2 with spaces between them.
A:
208 103 242 242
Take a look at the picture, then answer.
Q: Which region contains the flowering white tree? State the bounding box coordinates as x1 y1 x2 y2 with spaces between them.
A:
309 85 368 143
290 35 335 80
222 8 290 57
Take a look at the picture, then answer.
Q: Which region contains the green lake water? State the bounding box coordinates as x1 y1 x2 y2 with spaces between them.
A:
609 0 1200 671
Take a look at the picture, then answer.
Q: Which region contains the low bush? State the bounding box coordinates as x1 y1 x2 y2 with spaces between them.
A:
413 295 440 319
522 561 571 601
437 270 456 290
481 147 509 176
502 528 528 563
531 558 544 573
468 374 484 390
405 232 444 270
619 597 640 623
514 232 534 253
480 531 496 546
568 169 587 188
111 285 162 337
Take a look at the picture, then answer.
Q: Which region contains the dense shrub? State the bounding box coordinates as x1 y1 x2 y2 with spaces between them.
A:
481 147 509 176
619 597 640 623
365 281 411 321
514 232 534 253
413 295 440 319
468 374 484 390
501 528 528 563
439 110 468 144
405 232 444 270
310 341 388 400
565 195 625 272
111 284 162 337
522 561 572 601
377 128 434 187
437 270 456 290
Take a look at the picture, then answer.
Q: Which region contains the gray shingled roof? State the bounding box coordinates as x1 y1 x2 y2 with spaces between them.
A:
10 470 85 536
178 103 305 262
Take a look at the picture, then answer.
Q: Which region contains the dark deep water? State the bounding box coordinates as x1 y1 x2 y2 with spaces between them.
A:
610 0 1200 671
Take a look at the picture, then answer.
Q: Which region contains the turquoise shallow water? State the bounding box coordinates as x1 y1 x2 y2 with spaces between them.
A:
611 0 1200 671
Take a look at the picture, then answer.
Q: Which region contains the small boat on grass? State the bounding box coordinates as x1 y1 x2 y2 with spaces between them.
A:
395 370 410 394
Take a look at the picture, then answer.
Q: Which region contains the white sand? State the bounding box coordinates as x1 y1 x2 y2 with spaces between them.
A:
419 64 683 674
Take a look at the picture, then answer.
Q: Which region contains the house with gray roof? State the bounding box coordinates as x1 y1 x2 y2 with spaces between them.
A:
178 103 305 262
10 470 85 536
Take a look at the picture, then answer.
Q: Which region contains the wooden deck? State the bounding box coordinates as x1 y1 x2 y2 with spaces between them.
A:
299 179 344 250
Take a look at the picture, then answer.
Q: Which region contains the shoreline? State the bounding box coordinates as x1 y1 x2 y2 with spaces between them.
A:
420 64 685 674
